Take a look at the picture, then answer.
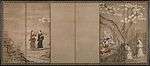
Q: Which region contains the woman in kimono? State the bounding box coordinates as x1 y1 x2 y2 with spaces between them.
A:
125 44 133 60
137 39 144 57
29 30 36 50
37 30 44 48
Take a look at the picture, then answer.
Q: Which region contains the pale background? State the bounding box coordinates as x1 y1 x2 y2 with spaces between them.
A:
2 2 148 64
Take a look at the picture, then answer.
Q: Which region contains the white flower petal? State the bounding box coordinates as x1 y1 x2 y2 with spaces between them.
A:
129 16 132 18
125 8 128 10
38 19 42 22
121 20 124 22
125 18 127 20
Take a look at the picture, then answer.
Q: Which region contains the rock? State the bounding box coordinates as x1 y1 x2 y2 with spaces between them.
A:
2 34 30 63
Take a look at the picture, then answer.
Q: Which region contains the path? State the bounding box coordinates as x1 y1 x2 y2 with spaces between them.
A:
26 48 50 63
125 55 147 63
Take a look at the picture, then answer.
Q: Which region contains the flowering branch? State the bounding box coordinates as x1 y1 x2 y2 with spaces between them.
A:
99 3 145 43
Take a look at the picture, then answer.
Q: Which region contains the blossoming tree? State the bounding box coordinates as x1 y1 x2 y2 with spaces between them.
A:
98 2 146 62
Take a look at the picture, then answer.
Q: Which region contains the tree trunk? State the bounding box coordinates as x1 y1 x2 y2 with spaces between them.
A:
115 43 127 62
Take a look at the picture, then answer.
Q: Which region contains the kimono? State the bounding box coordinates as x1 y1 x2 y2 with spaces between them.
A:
116 43 127 62
29 33 36 50
37 33 44 48
137 40 144 57
125 45 133 60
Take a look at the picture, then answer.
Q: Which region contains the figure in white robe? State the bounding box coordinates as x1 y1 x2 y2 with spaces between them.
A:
125 44 133 60
137 39 144 57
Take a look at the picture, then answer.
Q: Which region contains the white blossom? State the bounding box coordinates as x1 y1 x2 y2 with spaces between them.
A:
114 13 122 16
139 13 144 16
129 16 132 19
121 20 124 23
131 16 136 21
125 7 128 10
129 14 134 18
125 3 133 7
39 17 50 23
127 19 130 22
125 18 127 21
99 3 145 24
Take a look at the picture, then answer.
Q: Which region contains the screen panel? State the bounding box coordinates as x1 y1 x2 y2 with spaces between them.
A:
1 1 149 65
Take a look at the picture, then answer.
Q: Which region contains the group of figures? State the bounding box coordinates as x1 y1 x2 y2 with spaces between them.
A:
29 30 44 50
99 31 145 62
125 39 145 60
99 31 115 57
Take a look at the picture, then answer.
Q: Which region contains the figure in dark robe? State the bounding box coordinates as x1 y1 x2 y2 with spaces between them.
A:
37 30 44 48
29 30 36 50
115 43 127 62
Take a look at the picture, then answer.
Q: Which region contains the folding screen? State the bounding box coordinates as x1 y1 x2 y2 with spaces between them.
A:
1 1 149 65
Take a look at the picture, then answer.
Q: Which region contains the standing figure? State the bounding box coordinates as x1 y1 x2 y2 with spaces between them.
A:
116 43 126 62
125 44 133 60
137 39 144 57
29 30 36 50
37 30 44 48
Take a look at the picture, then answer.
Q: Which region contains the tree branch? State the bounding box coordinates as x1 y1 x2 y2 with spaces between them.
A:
124 12 138 37
120 5 135 33
99 14 126 42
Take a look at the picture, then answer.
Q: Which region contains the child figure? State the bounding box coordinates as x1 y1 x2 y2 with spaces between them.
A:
125 44 133 60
